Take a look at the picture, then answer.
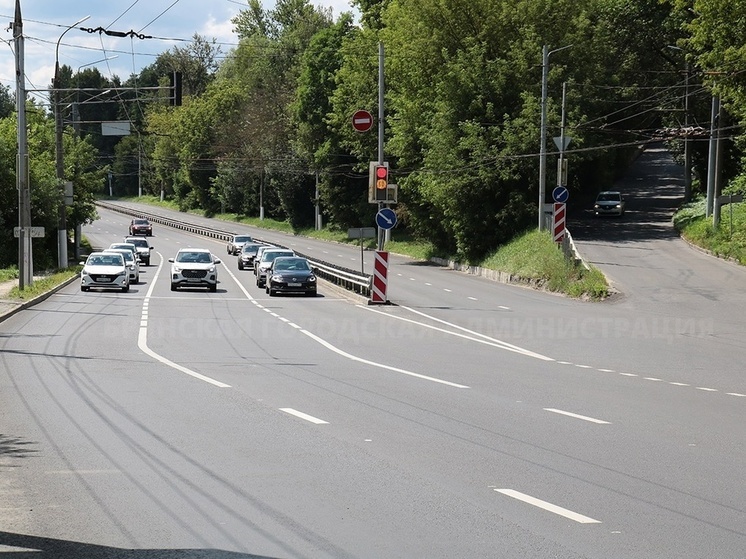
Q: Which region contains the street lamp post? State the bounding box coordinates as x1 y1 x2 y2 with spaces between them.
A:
54 15 89 269
538 44 572 231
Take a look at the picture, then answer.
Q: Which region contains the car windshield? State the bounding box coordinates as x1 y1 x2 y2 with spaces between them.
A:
127 239 148 247
242 244 259 253
177 251 211 263
597 192 621 202
107 250 133 262
274 258 310 271
89 254 123 266
234 236 251 243
262 251 293 263
134 219 149 225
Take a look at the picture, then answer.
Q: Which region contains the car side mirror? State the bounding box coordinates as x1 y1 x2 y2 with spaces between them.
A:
168 258 174 263
149 247 154 250
214 259 221 265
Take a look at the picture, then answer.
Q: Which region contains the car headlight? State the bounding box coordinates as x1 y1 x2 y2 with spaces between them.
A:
208 266 216 272
172 265 182 273
308 275 316 282
115 270 126 277
271 274 282 281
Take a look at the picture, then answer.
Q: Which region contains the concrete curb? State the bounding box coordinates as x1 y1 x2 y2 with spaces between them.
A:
0 274 79 324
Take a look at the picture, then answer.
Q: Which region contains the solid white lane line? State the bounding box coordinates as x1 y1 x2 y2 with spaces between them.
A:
279 408 329 424
494 489 601 524
367 305 553 361
300 330 470 388
219 267 467 388
137 253 230 388
543 408 611 424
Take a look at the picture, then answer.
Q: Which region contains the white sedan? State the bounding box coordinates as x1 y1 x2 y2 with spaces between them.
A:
80 252 130 292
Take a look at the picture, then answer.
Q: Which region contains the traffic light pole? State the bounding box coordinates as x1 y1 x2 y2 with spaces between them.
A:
377 41 385 251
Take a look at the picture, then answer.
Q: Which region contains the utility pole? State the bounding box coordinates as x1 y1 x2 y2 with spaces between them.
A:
706 95 720 218
538 44 572 231
14 0 32 289
377 41 386 250
54 15 90 269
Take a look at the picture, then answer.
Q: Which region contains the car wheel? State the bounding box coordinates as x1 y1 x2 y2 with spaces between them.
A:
135 275 140 284
306 290 316 297
238 261 243 270
268 288 275 296
81 286 88 292
170 283 177 291
209 283 217 293
122 285 129 293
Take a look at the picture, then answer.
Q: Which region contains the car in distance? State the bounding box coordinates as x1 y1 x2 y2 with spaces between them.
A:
594 191 626 217
256 248 295 288
124 236 154 266
237 242 261 270
129 217 153 236
169 248 221 292
253 245 275 275
80 252 130 292
266 256 317 297
227 234 253 255
104 248 140 283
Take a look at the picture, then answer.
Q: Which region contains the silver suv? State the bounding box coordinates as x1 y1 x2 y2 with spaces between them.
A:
124 236 154 266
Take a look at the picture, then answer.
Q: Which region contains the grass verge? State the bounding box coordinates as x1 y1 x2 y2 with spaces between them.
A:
7 268 81 300
673 196 746 264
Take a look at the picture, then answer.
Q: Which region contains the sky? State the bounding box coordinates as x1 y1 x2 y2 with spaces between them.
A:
0 0 357 105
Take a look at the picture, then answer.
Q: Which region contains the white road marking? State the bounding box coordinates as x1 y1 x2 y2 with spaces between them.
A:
301 330 470 388
467 296 477 300
620 373 637 377
280 408 329 424
368 305 553 361
443 288 452 292
669 382 690 386
543 408 611 424
576 364 593 369
644 377 663 382
598 368 615 373
136 253 230 388
696 387 718 392
727 392 746 397
494 489 601 524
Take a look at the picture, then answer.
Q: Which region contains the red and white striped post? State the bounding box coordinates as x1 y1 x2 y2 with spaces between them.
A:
369 250 389 304
553 202 566 243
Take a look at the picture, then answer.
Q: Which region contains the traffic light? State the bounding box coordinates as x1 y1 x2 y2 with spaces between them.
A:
169 71 182 106
374 164 388 201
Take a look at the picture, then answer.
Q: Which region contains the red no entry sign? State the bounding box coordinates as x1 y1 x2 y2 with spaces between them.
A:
352 109 373 132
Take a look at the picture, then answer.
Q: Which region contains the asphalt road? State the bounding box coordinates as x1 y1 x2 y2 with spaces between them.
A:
1 157 744 558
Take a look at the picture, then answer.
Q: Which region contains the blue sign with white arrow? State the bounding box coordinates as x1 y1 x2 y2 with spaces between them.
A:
376 208 397 230
552 186 569 203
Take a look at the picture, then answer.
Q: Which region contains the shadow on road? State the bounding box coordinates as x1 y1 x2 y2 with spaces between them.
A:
0 531 277 558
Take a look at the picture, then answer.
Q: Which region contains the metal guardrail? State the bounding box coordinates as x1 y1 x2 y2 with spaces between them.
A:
96 201 372 297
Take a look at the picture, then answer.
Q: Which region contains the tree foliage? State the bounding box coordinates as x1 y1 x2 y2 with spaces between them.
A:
7 0 746 268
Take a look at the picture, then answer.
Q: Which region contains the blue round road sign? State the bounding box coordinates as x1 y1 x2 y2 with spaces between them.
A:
376 208 397 230
552 186 569 203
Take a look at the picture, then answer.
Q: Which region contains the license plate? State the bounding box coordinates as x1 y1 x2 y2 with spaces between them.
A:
187 278 201 282
95 277 111 282
287 282 301 287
